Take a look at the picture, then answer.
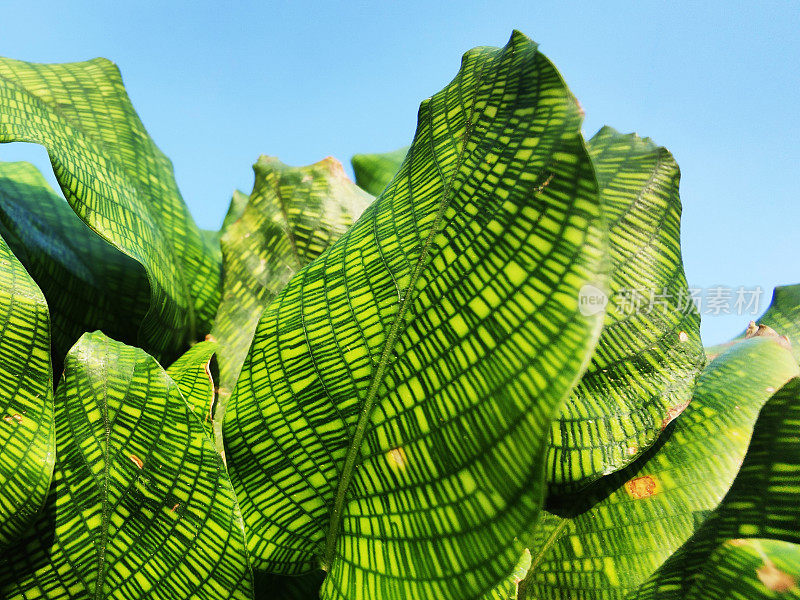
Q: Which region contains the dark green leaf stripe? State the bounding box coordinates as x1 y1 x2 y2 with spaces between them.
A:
547 127 705 491
519 337 799 599
706 284 800 362
0 161 149 370
0 229 54 547
0 332 251 599
633 376 800 599
212 155 372 406
225 31 607 600
0 57 221 358
351 146 409 196
167 340 219 437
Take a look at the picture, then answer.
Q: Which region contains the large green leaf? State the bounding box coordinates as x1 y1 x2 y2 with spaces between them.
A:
0 230 54 547
547 127 705 491
0 332 251 599
225 31 608 600
351 147 408 196
0 57 221 359
633 376 800 598
0 161 149 370
212 156 372 421
518 337 799 599
706 284 800 362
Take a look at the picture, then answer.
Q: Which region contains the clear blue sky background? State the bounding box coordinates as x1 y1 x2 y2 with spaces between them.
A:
1 1 798 344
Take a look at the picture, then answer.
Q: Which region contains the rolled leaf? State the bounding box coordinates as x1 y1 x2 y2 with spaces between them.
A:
225 30 608 600
0 161 148 370
213 155 372 397
547 127 705 491
0 332 251 599
166 340 218 436
0 57 221 358
351 146 408 196
519 338 799 599
0 230 54 547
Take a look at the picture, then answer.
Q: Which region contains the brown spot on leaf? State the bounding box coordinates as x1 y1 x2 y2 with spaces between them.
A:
662 401 691 429
129 454 144 469
757 562 797 592
386 447 407 471
745 322 792 350
625 475 659 499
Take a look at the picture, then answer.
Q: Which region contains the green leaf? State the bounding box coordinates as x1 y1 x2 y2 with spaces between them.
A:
680 539 800 599
633 376 800 598
519 337 799 599
211 156 371 459
213 155 372 395
547 127 705 491
166 340 218 437
706 284 800 362
0 230 54 547
0 332 251 599
0 57 222 359
351 146 408 196
0 161 149 370
225 30 608 600
482 550 531 600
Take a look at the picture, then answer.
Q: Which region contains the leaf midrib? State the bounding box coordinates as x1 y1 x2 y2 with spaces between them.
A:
321 55 491 570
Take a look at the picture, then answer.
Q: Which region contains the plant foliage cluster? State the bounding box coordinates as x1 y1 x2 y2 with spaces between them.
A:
0 30 798 599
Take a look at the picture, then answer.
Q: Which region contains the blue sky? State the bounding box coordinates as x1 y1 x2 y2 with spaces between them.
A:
1 1 798 344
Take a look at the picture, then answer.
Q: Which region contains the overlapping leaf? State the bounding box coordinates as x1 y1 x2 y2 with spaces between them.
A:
213 155 372 401
0 57 221 359
633 376 800 598
0 230 54 547
0 161 149 370
519 338 798 599
706 284 800 362
351 147 408 196
0 332 251 599
166 340 218 437
225 31 608 600
547 127 705 492
678 539 800 599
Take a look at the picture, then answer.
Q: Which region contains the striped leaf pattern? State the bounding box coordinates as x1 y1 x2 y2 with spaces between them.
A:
547 127 705 491
213 155 372 401
166 340 219 437
351 147 408 196
0 161 149 371
0 332 251 599
224 31 608 600
0 230 54 547
519 338 799 599
633 376 800 598
0 57 221 359
681 539 800 599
